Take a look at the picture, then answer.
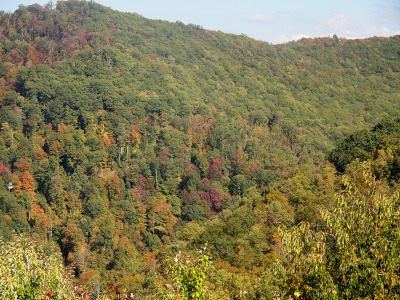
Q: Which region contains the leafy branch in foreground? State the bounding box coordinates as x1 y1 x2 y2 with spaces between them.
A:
0 235 76 300
159 247 211 300
270 162 400 299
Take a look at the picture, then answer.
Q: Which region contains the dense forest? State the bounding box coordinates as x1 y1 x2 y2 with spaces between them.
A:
0 0 400 298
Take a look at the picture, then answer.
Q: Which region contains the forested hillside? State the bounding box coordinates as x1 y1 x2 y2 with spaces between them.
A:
0 0 400 298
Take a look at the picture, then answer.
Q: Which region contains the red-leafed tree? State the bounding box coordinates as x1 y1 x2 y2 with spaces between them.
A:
207 158 223 181
209 188 224 212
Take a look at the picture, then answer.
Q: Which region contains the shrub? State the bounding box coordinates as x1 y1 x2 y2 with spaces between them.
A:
0 235 76 300
270 163 400 299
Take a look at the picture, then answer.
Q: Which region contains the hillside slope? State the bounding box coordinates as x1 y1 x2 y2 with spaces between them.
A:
0 0 399 297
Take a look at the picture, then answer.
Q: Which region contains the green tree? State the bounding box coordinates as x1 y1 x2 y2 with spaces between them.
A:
159 248 211 300
0 235 75 300
270 163 400 299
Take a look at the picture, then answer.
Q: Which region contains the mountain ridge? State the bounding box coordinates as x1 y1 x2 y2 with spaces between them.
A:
0 1 400 297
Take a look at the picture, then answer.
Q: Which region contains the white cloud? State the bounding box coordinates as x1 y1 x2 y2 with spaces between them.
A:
311 13 400 40
244 14 277 23
275 34 311 44
276 35 289 43
273 11 400 44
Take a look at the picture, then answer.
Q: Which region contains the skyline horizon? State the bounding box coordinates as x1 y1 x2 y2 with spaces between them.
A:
2 0 399 44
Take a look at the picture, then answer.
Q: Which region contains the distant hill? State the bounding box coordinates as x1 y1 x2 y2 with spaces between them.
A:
0 0 399 296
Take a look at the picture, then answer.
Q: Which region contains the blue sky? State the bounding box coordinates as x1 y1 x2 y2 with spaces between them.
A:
2 0 399 44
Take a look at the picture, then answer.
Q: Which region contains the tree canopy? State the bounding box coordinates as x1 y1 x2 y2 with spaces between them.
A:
0 0 399 298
